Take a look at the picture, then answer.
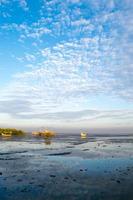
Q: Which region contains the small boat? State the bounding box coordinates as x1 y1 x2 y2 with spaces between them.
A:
2 132 12 137
80 132 87 138
41 129 55 137
32 131 41 136
32 129 55 137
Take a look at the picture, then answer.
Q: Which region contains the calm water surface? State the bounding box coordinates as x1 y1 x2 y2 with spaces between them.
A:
0 134 133 200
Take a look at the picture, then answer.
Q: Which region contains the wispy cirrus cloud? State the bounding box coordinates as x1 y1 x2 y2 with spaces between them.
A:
1 23 51 41
19 0 29 11
13 34 133 102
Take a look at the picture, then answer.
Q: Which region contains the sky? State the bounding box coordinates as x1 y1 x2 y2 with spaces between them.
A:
0 0 133 133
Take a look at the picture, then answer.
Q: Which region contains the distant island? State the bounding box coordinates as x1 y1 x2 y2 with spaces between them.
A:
0 128 56 138
0 128 25 137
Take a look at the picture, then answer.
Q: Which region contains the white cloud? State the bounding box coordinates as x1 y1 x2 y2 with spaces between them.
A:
2 35 133 117
19 0 29 11
25 53 36 62
1 22 51 40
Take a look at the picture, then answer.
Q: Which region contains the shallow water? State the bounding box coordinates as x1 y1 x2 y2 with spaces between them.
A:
0 134 133 200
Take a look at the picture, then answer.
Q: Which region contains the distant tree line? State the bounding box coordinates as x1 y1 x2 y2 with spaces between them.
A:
0 128 25 136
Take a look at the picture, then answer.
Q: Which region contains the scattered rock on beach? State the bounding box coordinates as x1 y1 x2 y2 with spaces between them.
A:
17 179 22 182
50 174 56 178
48 152 71 156
83 149 90 151
38 184 45 188
116 180 121 184
21 188 29 192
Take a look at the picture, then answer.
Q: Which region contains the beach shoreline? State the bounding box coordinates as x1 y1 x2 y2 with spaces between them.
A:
0 135 133 200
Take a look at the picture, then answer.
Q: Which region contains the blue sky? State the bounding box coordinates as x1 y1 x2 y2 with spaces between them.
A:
0 0 133 133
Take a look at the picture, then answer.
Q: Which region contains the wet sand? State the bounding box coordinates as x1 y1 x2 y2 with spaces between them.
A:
0 135 133 200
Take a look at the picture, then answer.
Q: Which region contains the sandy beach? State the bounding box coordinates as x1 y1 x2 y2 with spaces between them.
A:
0 135 133 200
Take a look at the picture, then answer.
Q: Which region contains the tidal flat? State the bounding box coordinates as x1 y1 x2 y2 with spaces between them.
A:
0 135 133 200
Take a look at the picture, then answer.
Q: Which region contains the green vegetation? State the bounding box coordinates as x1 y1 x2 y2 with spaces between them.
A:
0 128 25 136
